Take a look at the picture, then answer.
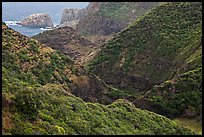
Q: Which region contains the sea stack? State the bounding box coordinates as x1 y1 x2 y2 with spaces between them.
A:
19 13 54 28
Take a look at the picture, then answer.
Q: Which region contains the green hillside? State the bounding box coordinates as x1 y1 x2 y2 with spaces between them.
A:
134 67 202 118
2 2 202 135
2 84 195 135
2 23 113 104
89 2 201 96
88 2 202 118
2 23 74 86
2 23 196 135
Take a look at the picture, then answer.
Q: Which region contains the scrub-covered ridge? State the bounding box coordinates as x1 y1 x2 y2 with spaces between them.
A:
2 22 195 135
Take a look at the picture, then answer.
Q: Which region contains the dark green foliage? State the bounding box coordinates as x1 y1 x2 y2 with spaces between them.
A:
105 86 138 100
32 52 72 85
89 2 202 100
2 2 201 134
145 67 202 118
5 82 196 135
2 23 196 135
2 50 19 71
2 22 6 25
28 41 40 53
18 49 30 61
14 88 42 119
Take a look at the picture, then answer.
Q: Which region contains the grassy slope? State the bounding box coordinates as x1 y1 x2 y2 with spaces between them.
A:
173 117 202 135
2 23 195 135
96 2 161 21
88 2 202 98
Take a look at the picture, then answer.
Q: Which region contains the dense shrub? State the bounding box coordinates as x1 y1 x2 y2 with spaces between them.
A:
146 67 202 118
29 42 39 53
14 88 42 119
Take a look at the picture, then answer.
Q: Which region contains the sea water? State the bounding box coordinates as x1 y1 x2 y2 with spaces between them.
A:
2 2 89 37
4 21 55 37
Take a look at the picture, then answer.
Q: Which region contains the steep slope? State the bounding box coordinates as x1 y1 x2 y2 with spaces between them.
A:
88 2 202 118
134 66 202 119
32 26 100 65
76 2 161 43
2 23 111 104
2 85 195 135
2 23 195 135
58 8 86 29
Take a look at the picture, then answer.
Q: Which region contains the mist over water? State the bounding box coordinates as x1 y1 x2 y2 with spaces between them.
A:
2 2 89 37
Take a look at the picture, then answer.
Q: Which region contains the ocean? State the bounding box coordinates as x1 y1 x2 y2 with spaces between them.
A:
2 2 89 37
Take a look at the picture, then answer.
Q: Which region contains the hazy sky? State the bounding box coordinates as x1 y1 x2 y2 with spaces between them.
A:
2 2 89 24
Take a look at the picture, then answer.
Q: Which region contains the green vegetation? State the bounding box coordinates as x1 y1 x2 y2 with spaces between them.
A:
14 88 42 120
144 67 202 118
2 22 196 135
174 117 202 135
97 2 125 18
2 78 195 135
2 2 202 135
28 41 40 53
97 2 161 21
89 2 202 104
106 86 132 99
2 24 74 86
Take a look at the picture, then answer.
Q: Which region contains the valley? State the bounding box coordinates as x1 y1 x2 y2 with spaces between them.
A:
2 2 202 135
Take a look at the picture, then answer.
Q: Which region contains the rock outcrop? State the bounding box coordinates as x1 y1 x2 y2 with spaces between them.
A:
59 8 86 28
76 2 161 44
32 26 100 65
19 13 54 28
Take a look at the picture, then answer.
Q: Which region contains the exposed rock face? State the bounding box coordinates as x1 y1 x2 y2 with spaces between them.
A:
59 8 86 28
76 2 161 44
19 13 54 28
56 20 79 29
32 26 100 65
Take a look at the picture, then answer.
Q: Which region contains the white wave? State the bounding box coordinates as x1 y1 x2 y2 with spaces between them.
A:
4 21 19 26
40 27 52 31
